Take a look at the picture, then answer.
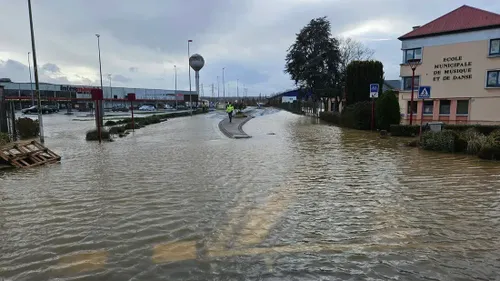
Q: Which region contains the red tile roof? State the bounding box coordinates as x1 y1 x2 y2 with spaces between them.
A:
399 5 500 40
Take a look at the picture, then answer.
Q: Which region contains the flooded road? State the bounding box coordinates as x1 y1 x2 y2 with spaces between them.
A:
1 109 500 280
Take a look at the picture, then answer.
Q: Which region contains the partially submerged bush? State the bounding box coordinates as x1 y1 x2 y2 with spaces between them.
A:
0 132 10 146
109 126 126 135
421 130 466 153
16 117 40 139
86 129 111 141
390 125 420 137
104 120 117 126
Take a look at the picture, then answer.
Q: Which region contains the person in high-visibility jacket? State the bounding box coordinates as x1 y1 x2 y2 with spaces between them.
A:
226 102 235 123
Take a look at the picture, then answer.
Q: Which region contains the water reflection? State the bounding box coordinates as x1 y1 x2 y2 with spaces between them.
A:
0 110 499 280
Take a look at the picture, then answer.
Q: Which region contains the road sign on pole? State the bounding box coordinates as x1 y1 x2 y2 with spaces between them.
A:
369 83 379 98
418 86 431 99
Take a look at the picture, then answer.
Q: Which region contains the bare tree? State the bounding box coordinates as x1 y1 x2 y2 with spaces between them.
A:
338 37 375 74
329 37 374 111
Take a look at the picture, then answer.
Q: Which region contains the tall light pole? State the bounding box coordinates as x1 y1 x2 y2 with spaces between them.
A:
217 76 220 99
27 0 44 144
236 79 239 100
96 34 104 126
27 52 34 106
188 39 193 115
174 65 178 109
222 67 225 101
408 58 421 125
108 73 112 98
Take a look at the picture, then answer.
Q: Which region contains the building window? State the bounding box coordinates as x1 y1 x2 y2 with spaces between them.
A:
403 48 422 63
423 100 433 115
407 101 417 114
402 76 420 91
490 39 500 56
439 100 451 115
456 100 469 115
486 70 500 87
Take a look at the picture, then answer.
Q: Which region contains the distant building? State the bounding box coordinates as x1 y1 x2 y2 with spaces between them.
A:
398 5 500 123
0 81 197 110
383 80 401 92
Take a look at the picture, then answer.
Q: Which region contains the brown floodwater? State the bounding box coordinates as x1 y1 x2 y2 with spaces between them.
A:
1 109 499 280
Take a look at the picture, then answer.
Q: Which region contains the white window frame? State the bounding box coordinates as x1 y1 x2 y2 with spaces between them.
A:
401 76 420 91
488 38 500 56
485 69 500 88
402 47 422 64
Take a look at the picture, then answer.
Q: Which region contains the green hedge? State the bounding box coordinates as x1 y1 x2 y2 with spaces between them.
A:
341 101 372 130
390 125 420 137
390 124 500 137
319 102 372 129
319 111 341 125
319 102 371 130
443 124 500 135
276 101 303 114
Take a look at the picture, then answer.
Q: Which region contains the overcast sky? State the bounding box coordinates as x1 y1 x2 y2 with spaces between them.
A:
0 0 498 96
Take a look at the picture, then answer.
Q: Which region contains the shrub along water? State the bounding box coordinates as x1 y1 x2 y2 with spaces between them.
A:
90 109 207 141
319 101 372 130
319 90 400 131
0 132 10 146
16 118 40 139
417 128 500 160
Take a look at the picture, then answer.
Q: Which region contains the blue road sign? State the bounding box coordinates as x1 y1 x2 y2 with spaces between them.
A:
369 83 379 98
418 86 431 99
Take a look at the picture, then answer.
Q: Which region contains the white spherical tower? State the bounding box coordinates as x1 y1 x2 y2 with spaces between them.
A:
189 54 205 103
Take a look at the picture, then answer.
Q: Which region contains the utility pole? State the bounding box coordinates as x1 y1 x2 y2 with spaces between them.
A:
27 0 44 144
27 52 34 106
217 76 220 100
211 83 214 102
188 39 193 115
236 79 239 100
222 68 225 101
174 65 177 109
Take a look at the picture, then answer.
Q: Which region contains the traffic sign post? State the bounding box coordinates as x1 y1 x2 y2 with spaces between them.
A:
418 86 431 139
369 83 379 130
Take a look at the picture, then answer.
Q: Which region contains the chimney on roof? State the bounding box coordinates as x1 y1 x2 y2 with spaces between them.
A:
412 25 420 30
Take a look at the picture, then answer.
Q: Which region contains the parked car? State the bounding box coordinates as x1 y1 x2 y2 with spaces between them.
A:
21 106 53 114
112 106 129 112
139 105 156 111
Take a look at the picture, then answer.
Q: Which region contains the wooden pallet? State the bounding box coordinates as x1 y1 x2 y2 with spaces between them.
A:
0 140 61 168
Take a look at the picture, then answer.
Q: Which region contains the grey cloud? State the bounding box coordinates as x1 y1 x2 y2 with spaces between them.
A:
1 0 499 95
41 63 61 73
0 59 94 85
112 74 131 83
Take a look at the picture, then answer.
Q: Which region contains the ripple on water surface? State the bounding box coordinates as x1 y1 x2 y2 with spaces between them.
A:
1 110 500 280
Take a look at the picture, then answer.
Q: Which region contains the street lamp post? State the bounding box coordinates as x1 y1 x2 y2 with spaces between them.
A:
96 34 104 127
408 58 421 125
27 0 44 144
188 39 193 115
27 52 34 106
174 65 177 109
217 76 220 99
222 68 225 101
